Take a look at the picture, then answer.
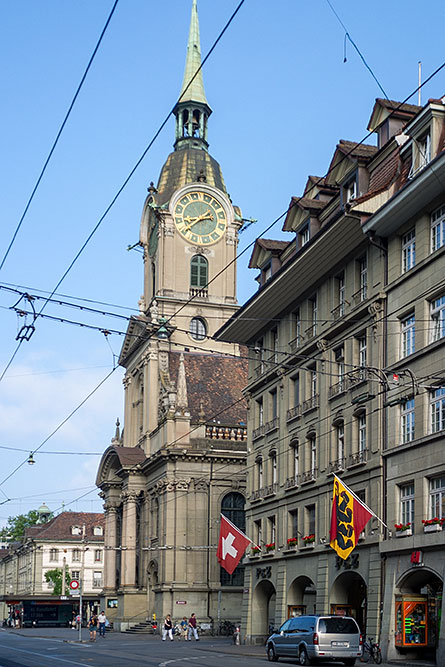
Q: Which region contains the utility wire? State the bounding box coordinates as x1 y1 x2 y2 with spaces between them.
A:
325 0 388 99
0 0 120 273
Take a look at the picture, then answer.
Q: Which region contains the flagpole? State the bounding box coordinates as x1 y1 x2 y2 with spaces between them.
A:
333 475 388 529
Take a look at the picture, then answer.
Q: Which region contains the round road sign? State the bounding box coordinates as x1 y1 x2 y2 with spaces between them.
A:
69 579 80 590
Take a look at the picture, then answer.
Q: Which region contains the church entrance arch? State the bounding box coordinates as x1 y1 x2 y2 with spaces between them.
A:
147 560 159 617
252 579 276 638
394 567 442 659
330 571 367 631
287 575 316 617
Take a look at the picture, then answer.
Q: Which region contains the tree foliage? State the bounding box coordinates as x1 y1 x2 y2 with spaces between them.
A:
0 510 52 541
44 568 70 596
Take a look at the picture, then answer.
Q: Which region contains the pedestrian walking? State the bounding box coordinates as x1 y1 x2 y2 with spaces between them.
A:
88 612 98 641
162 614 174 641
188 613 199 641
98 610 107 638
180 616 188 640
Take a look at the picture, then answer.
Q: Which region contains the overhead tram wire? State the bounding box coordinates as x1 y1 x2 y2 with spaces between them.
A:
0 0 121 273
0 366 119 490
325 0 388 99
0 0 247 387
2 60 444 502
61 367 444 537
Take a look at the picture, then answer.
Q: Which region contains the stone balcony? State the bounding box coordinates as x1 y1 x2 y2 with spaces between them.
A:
348 449 368 467
265 417 280 434
302 394 319 413
286 404 301 422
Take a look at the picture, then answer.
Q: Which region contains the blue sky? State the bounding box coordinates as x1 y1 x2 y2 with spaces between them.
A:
0 0 444 528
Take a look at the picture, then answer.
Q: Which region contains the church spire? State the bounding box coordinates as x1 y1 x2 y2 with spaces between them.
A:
179 0 208 107
173 0 212 152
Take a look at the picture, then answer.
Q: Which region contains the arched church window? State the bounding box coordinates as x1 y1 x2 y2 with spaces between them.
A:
220 492 245 587
189 317 207 341
190 255 208 289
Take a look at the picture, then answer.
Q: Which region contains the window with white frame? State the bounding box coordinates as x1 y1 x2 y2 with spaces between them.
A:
93 571 102 588
309 295 317 336
254 519 262 546
336 423 345 465
257 397 264 427
401 398 415 443
257 458 263 488
401 313 415 357
293 309 301 345
359 256 367 301
345 177 357 203
93 526 103 536
300 225 310 247
335 346 345 390
94 549 102 562
358 335 367 367
429 476 445 519
72 549 81 562
306 504 316 536
309 434 317 475
288 509 298 541
400 483 415 526
431 205 445 252
431 387 445 433
49 549 58 562
358 413 367 453
71 526 81 536
270 452 277 485
337 273 345 316
292 442 299 481
71 570 80 581
189 317 207 341
418 132 431 169
402 229 416 273
271 327 279 362
310 367 317 398
431 295 445 342
270 388 278 419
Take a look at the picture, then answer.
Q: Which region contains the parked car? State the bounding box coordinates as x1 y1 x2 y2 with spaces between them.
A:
266 614 362 665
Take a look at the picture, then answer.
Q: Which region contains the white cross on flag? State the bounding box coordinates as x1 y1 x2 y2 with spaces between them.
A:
216 514 252 575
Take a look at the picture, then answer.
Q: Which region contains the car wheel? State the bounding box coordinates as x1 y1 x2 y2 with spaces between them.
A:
343 660 356 666
267 644 279 662
299 647 311 666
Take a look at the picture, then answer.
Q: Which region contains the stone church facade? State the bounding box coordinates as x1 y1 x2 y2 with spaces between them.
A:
96 0 248 631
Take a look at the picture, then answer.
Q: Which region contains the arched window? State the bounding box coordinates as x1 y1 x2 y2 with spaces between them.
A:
220 492 245 587
190 255 208 289
189 317 207 341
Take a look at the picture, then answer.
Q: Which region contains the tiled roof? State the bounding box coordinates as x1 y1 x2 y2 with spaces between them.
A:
337 139 378 160
23 512 104 542
168 352 247 426
375 98 421 115
256 238 289 252
297 197 326 210
367 149 400 193
112 446 146 467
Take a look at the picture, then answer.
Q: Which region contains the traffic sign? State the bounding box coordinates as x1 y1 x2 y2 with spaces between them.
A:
69 579 79 590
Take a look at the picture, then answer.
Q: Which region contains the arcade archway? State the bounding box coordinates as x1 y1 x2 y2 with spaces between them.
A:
252 579 276 637
287 575 316 617
330 571 367 631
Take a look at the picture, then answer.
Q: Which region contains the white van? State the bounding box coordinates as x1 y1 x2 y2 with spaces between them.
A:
266 614 362 665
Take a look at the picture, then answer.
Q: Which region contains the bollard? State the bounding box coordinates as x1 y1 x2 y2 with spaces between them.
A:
233 626 240 645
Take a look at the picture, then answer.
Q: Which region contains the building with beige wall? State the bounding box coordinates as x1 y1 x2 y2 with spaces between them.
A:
217 95 445 664
96 0 248 631
0 510 104 626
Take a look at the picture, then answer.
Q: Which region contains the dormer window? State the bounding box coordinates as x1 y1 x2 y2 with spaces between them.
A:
300 225 310 248
93 526 103 536
418 132 431 169
344 178 357 203
71 526 81 536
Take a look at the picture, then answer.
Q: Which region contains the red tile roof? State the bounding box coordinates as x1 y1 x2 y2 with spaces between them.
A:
23 512 104 542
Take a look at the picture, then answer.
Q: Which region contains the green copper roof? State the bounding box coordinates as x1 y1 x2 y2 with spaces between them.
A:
178 0 208 106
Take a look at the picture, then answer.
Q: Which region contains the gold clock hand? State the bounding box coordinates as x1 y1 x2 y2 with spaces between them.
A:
184 210 214 231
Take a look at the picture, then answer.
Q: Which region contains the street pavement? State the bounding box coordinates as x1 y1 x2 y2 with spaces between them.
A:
0 627 433 666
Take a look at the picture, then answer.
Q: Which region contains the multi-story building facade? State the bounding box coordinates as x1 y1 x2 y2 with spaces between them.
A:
218 95 445 664
0 510 104 626
96 0 248 630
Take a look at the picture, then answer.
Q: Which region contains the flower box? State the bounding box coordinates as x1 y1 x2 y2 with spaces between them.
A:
423 523 442 534
302 534 315 545
250 547 261 556
265 543 275 553
395 528 412 537
287 538 298 548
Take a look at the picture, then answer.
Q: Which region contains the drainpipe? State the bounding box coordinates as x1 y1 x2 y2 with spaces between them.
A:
367 230 388 641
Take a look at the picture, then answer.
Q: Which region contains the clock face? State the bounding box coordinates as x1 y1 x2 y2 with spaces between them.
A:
174 191 227 245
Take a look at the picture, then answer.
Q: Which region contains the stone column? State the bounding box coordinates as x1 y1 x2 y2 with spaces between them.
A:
121 490 138 589
103 500 119 592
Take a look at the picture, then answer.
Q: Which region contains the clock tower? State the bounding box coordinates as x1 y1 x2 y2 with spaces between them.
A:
140 0 242 351
97 0 247 630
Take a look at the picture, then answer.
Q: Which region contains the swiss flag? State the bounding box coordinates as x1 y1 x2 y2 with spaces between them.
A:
216 514 252 575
